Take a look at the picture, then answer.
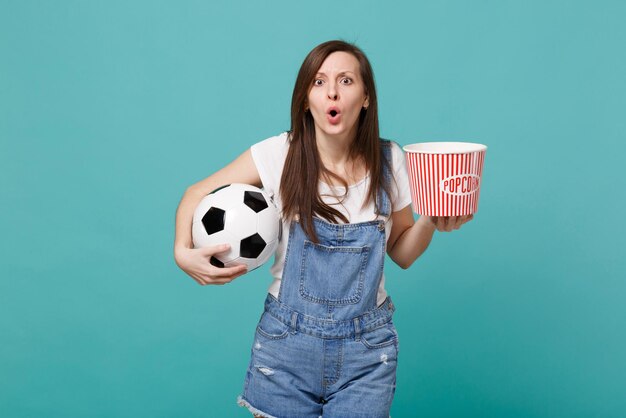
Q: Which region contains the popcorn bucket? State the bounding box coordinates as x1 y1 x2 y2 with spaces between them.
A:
403 142 487 216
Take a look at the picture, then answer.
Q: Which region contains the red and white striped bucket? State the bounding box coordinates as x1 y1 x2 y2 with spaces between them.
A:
403 142 487 216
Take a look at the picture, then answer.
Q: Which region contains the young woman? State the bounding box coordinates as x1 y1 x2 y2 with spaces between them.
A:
174 40 472 417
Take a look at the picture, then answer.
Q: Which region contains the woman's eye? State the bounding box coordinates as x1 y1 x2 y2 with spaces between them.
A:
313 79 324 86
341 78 353 85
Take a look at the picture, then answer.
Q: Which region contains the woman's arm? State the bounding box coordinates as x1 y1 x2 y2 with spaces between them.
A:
174 148 262 285
386 205 473 269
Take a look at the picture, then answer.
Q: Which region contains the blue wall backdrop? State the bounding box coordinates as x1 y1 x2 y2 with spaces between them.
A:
2 1 625 417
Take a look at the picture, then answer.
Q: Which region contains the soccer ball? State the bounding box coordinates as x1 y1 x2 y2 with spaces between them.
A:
192 183 281 271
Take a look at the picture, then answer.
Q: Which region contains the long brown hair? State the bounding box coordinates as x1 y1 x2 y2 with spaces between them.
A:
279 40 391 242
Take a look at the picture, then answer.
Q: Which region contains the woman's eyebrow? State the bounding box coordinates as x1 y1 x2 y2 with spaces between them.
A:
315 70 356 77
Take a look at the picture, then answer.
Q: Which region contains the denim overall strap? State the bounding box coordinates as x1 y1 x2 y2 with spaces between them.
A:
377 139 393 219
275 140 394 332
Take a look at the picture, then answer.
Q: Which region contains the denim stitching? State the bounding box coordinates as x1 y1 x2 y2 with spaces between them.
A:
256 325 290 341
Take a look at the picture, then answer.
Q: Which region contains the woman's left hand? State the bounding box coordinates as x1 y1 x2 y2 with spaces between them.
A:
427 215 474 232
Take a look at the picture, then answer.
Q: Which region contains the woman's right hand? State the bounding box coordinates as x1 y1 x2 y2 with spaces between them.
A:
174 244 248 286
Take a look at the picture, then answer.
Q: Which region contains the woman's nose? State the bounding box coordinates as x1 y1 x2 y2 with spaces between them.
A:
327 84 338 101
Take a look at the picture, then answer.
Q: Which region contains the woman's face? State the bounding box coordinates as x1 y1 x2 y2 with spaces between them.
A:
307 51 369 143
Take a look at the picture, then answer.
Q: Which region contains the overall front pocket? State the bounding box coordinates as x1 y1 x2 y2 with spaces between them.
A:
299 241 370 305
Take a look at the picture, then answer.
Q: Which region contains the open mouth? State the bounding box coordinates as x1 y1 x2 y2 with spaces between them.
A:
326 107 341 124
327 107 340 117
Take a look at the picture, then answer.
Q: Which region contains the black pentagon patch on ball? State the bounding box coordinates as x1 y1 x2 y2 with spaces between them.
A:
240 233 266 258
210 256 224 268
244 191 268 213
202 207 225 235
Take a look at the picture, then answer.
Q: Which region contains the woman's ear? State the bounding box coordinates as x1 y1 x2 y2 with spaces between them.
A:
363 97 369 109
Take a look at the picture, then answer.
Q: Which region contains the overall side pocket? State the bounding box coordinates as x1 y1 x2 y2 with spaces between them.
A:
360 322 398 349
255 312 290 340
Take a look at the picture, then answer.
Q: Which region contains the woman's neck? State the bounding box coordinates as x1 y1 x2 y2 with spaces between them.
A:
316 132 366 186
315 121 358 162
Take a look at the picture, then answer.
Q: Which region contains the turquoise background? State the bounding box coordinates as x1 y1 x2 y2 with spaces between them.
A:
2 0 625 417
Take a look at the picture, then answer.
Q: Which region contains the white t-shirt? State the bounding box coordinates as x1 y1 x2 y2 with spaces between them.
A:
250 132 412 306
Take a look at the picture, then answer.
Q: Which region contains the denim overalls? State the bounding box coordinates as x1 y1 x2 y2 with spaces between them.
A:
238 142 398 418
